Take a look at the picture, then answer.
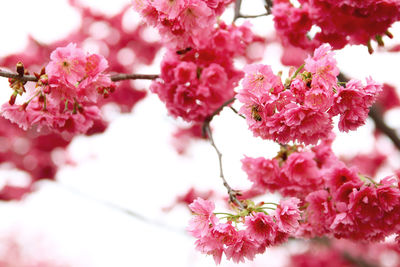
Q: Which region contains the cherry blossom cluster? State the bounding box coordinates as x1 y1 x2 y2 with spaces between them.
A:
1 43 115 138
273 0 400 51
242 137 400 242
237 44 382 145
150 22 263 122
187 197 301 264
0 3 160 200
188 132 400 263
1 3 160 115
133 0 233 49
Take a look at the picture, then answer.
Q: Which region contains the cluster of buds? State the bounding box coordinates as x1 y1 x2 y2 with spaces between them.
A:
8 62 29 105
97 83 116 99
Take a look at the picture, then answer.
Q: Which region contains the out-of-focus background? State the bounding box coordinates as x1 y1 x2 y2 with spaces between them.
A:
0 0 400 266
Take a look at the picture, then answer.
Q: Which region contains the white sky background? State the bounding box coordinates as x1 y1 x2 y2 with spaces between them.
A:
0 0 400 266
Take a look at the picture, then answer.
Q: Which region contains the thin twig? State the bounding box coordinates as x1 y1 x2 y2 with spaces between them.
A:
202 97 245 210
0 69 159 82
338 73 400 151
230 106 246 119
204 124 245 209
236 13 270 19
56 182 186 235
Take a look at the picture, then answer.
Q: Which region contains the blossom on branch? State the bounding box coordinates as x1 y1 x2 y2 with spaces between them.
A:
188 197 301 264
238 44 382 145
1 43 115 138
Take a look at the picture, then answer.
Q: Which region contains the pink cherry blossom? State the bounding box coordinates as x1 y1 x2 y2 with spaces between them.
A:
244 212 276 243
224 230 259 264
46 43 86 86
275 198 301 233
188 198 218 238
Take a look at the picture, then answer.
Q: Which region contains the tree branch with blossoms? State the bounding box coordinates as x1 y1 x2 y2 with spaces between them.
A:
2 0 400 265
0 68 159 82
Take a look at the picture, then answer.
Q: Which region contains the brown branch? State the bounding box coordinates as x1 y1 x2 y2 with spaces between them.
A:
202 98 245 210
236 13 270 19
110 73 159 82
368 105 400 150
338 73 400 151
0 69 37 82
233 0 242 21
230 106 246 119
264 0 273 14
0 69 159 83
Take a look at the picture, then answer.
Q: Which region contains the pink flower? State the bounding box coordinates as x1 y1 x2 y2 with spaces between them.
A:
273 2 315 50
241 156 280 193
334 181 362 204
305 44 339 91
133 0 232 49
195 235 224 264
241 64 283 96
189 197 215 216
376 176 400 212
244 212 276 243
224 230 259 263
85 54 108 79
331 78 382 132
284 105 333 144
304 87 334 111
46 43 86 86
330 212 355 239
152 0 185 19
325 165 361 192
188 198 218 238
200 63 228 91
349 186 382 224
303 190 336 236
173 62 197 83
275 198 301 233
283 151 321 187
195 222 238 264
290 78 307 102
